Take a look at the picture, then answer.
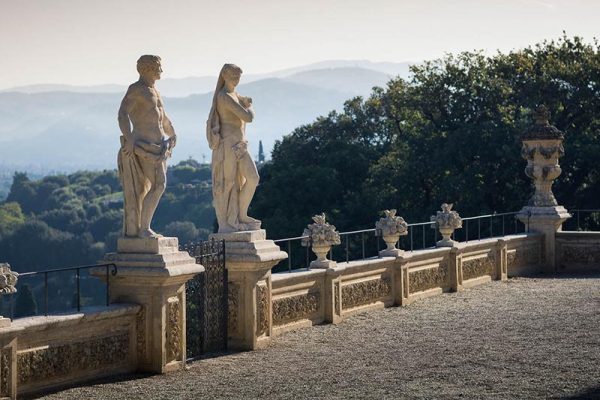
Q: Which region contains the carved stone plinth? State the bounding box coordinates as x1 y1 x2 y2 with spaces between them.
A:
96 236 203 373
517 206 571 272
209 230 287 350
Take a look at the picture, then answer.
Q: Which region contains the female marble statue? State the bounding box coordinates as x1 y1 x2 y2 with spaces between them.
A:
206 64 261 233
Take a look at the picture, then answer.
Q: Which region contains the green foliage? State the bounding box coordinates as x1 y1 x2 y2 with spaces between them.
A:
254 35 600 238
0 202 25 237
0 160 213 271
163 221 208 245
258 140 265 163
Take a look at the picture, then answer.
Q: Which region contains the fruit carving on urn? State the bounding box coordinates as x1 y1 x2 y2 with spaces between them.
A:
431 203 462 247
376 209 408 256
301 213 341 268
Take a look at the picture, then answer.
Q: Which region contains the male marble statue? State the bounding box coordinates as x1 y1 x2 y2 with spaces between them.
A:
118 55 176 238
207 64 261 233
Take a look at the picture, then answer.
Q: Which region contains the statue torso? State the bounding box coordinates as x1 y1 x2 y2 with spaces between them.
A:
216 91 245 143
128 82 167 144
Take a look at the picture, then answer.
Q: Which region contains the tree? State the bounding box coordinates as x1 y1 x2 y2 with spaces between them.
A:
258 140 265 164
0 202 25 237
164 221 200 245
253 35 600 239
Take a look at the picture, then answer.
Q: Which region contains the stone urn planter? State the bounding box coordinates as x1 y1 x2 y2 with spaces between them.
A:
375 209 408 257
431 203 462 247
520 105 566 208
311 244 331 264
302 213 341 269
0 263 18 328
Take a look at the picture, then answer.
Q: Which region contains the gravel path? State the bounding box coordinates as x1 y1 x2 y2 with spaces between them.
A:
35 273 600 400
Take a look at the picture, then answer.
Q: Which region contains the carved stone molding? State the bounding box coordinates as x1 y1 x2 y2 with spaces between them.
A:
136 307 146 363
462 255 495 280
334 281 341 316
0 348 10 397
18 332 129 385
256 284 269 336
228 282 239 335
560 245 600 265
166 297 181 363
272 292 319 326
507 245 541 269
342 277 392 309
409 263 449 293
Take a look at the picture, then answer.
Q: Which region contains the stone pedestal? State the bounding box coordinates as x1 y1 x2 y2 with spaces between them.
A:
98 237 203 373
209 230 287 350
517 206 571 272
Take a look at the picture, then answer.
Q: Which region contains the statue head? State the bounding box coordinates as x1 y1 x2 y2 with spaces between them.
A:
137 55 162 81
220 63 243 87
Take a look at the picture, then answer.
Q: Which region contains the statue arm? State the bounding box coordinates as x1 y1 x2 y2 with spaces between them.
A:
118 88 135 155
221 93 255 123
163 111 177 150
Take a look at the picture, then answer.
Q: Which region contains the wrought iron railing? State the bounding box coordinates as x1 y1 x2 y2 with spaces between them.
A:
181 238 227 360
563 209 600 231
2 263 117 319
272 211 529 273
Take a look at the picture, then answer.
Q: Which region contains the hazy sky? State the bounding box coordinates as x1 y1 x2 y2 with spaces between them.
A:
1 0 598 89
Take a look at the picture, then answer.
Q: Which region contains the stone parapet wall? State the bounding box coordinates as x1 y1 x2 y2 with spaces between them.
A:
271 270 326 336
271 234 544 336
556 231 600 272
505 234 544 276
0 304 140 398
339 258 395 317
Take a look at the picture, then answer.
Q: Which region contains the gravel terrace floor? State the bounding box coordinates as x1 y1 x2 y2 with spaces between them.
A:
35 272 600 400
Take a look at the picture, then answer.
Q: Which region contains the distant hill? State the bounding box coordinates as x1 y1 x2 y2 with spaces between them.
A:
284 67 392 96
0 61 413 171
2 60 412 98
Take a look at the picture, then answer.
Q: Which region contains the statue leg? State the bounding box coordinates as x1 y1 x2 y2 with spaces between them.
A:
139 159 166 237
238 152 259 224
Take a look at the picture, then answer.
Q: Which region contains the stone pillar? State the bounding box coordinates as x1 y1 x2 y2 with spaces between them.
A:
394 255 410 306
209 230 287 351
496 239 508 281
0 264 17 399
517 106 571 272
448 246 463 292
99 237 203 373
324 265 345 324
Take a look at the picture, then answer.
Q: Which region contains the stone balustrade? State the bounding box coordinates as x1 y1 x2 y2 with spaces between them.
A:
270 233 544 335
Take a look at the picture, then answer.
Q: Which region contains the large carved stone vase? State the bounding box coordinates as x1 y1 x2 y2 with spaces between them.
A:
517 105 571 272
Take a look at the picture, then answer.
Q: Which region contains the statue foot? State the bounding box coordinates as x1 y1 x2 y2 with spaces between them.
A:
239 215 260 224
139 228 163 238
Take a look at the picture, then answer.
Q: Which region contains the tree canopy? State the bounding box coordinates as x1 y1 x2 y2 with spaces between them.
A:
251 35 600 238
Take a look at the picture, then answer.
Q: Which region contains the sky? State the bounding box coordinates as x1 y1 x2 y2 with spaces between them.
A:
1 0 599 89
